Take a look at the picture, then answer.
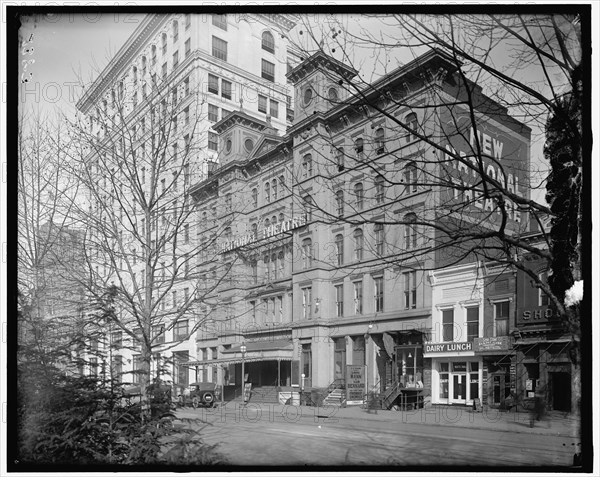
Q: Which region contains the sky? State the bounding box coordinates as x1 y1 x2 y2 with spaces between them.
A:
18 12 145 120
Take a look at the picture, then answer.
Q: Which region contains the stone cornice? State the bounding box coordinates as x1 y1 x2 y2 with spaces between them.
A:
77 14 166 113
286 50 358 85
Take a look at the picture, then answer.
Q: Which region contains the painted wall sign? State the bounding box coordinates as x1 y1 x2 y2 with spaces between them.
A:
441 112 529 228
219 214 307 253
345 365 367 405
424 342 473 354
473 336 512 352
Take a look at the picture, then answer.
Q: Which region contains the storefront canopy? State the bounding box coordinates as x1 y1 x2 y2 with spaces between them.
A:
183 339 294 367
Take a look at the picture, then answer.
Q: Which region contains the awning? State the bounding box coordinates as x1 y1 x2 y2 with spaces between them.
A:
183 339 294 367
183 354 293 367
222 339 293 353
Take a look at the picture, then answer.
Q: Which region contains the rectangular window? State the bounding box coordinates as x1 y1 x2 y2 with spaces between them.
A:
335 284 344 317
184 106 190 125
208 74 219 95
495 301 509 336
185 14 191 29
261 59 275 82
208 132 218 151
374 276 384 313
403 271 417 309
162 62 168 80
353 281 363 315
302 344 312 384
152 324 165 344
184 77 190 96
208 104 219 122
172 50 179 69
212 14 227 30
467 306 479 342
270 99 279 118
302 287 312 320
442 309 454 342
222 79 232 100
174 320 189 341
111 331 123 348
439 362 449 399
258 94 267 113
212 36 228 62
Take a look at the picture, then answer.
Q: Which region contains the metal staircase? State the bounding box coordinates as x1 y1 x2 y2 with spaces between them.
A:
382 382 402 409
322 379 346 407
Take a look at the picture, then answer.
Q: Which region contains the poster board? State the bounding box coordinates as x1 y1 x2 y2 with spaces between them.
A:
346 365 367 406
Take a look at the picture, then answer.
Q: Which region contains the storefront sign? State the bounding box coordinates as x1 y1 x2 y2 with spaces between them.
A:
345 365 366 405
518 306 561 325
219 215 307 253
473 336 512 353
424 342 473 354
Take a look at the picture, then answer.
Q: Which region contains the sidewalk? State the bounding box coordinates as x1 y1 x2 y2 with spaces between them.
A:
199 400 580 439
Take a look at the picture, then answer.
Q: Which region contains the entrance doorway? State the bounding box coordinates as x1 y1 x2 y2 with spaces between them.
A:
492 372 511 407
550 372 571 412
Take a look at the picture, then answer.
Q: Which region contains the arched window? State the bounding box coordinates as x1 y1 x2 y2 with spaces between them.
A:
403 162 418 195
251 222 258 237
272 179 278 200
302 154 313 178
279 212 284 223
262 31 275 53
335 147 344 172
335 234 344 266
328 87 339 101
272 215 277 225
354 138 364 159
279 175 285 197
141 56 147 76
302 194 313 222
375 127 385 154
264 254 270 281
252 188 258 208
302 238 313 269
405 112 418 143
278 250 285 277
265 218 270 229
265 182 270 203
151 45 157 66
353 229 364 261
336 190 344 218
354 183 364 211
132 66 138 84
404 213 418 250
271 253 277 279
375 175 385 204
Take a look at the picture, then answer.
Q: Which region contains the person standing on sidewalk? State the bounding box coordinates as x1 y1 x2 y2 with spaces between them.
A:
530 389 549 428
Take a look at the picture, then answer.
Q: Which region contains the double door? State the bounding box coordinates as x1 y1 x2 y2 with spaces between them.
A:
439 361 480 405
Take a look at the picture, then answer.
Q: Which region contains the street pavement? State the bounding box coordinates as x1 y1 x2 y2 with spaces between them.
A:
173 401 582 467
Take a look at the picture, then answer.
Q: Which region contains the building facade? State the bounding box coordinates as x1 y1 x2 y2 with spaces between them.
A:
74 13 297 387
188 48 532 406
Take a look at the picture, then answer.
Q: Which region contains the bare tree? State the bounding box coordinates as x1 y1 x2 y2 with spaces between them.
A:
288 12 583 323
58 69 239 400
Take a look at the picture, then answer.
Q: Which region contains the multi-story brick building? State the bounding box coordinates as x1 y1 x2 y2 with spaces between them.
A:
188 48 531 406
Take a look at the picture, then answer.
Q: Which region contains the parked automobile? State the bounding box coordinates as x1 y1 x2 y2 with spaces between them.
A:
178 382 219 408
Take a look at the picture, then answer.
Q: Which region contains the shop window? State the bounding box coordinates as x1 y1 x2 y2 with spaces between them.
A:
302 344 312 386
466 306 479 342
396 344 423 388
495 301 509 336
469 362 479 400
442 309 454 341
439 362 449 399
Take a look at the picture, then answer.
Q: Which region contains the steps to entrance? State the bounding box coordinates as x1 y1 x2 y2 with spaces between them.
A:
245 386 280 403
323 388 345 407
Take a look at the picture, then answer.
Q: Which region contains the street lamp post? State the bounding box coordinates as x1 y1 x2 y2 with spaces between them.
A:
240 342 247 404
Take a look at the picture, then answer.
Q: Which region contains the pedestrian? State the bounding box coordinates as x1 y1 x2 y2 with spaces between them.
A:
529 390 548 428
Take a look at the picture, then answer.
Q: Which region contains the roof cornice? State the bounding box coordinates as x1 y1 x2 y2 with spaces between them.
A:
77 14 166 113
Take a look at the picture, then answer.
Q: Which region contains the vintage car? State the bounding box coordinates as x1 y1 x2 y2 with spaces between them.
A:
179 382 219 408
